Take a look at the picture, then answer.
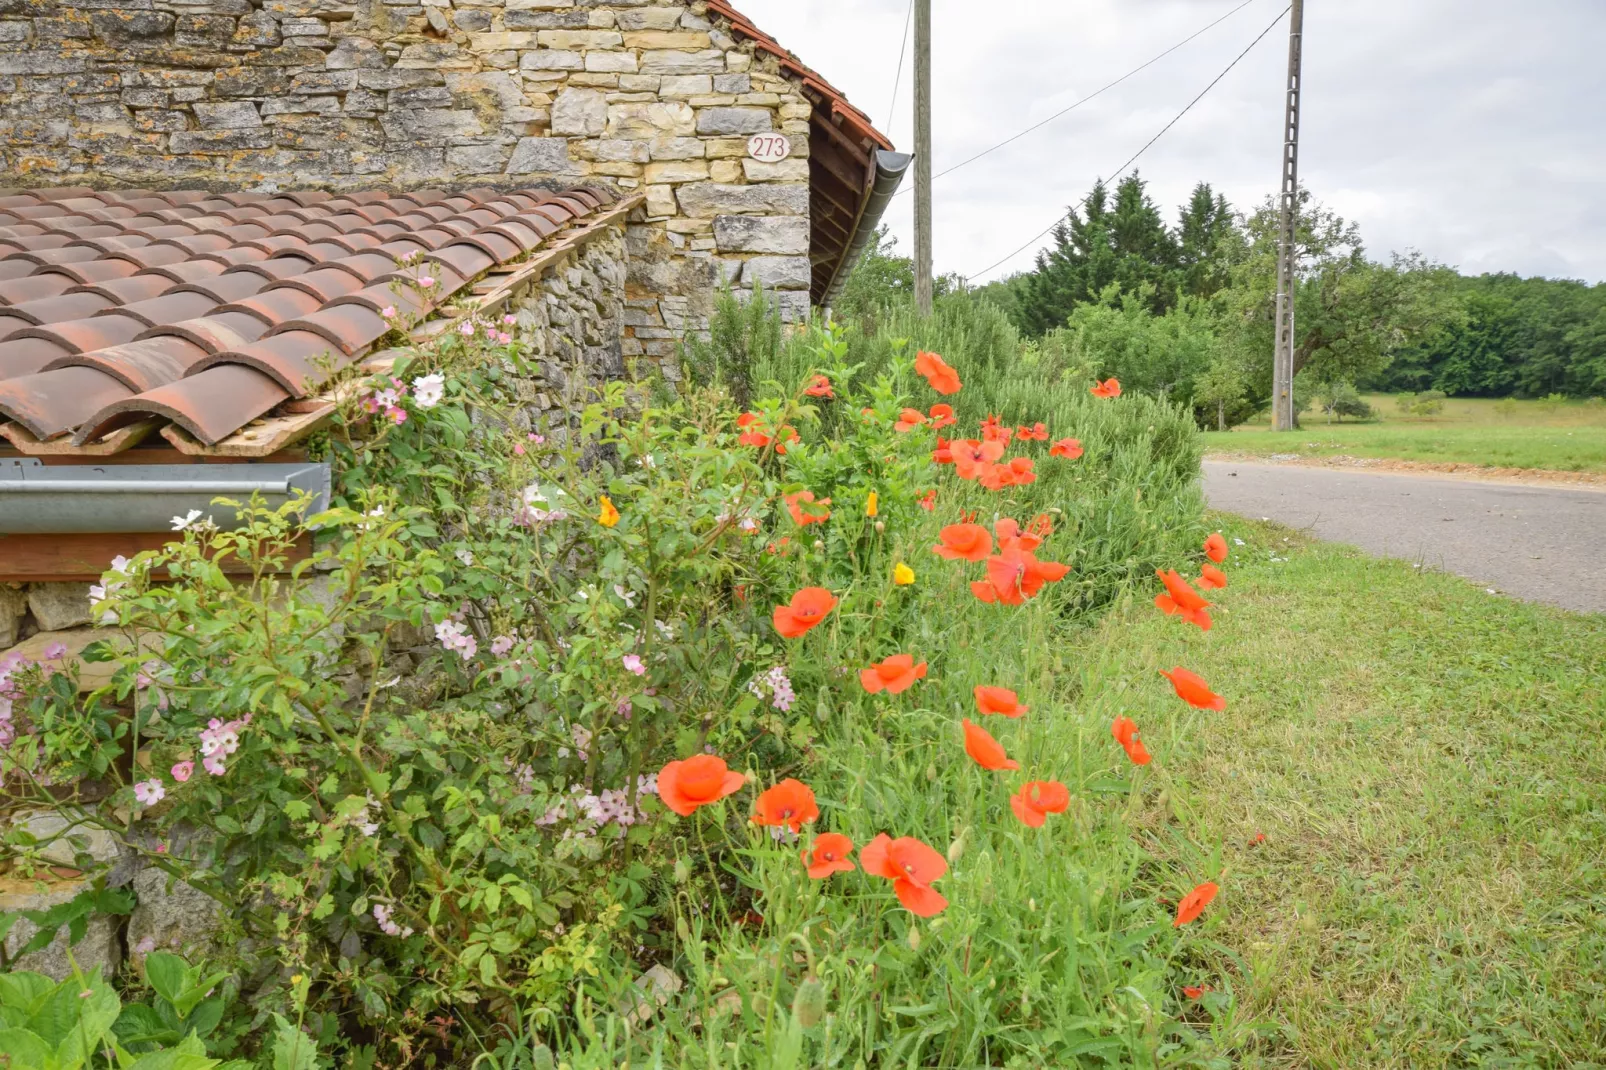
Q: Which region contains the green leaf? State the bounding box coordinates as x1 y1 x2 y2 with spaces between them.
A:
283 800 311 821
0 1027 53 1070
183 997 224 1040
143 952 188 1005
269 1014 318 1070
113 1003 178 1046
0 971 57 1020
478 953 499 987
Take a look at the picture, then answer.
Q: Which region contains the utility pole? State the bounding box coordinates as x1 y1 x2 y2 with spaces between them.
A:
1272 0 1304 431
913 0 934 315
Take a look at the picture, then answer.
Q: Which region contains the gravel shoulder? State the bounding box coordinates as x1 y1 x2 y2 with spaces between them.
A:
1202 460 1606 614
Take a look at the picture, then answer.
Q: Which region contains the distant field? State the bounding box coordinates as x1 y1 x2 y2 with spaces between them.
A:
1203 395 1606 473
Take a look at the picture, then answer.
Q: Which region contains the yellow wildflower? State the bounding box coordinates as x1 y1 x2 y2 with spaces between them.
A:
893 562 915 586
598 495 620 528
865 491 879 517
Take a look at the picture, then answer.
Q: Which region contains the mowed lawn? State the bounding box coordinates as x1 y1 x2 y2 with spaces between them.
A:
1203 395 1606 473
1089 518 1606 1067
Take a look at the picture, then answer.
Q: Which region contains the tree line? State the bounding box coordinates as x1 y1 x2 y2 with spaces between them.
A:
839 174 1606 428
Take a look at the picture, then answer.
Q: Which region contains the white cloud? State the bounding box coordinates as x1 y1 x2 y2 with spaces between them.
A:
731 0 1606 283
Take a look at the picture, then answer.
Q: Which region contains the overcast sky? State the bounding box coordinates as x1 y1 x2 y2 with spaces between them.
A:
733 0 1606 285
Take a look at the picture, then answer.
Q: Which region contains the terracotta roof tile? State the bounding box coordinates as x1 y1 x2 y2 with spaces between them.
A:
0 184 613 455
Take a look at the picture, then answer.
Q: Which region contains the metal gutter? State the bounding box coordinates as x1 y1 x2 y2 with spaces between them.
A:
820 150 914 311
0 458 330 534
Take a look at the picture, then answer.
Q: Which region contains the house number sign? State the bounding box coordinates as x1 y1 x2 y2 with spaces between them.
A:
746 133 792 163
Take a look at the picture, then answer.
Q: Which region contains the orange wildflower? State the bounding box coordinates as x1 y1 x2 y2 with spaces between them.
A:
1204 532 1229 564
772 587 837 639
802 833 856 879
917 489 937 512
914 350 962 395
977 463 1012 491
785 490 831 526
1154 569 1212 631
1111 715 1152 766
1090 378 1122 398
894 408 928 433
736 411 769 448
1015 422 1049 441
962 718 1020 771
657 755 745 817
1160 667 1226 711
1174 881 1219 927
804 374 834 398
861 833 949 916
1009 780 1070 828
1198 563 1228 590
983 543 1070 604
931 437 955 465
973 685 1028 718
951 438 1005 480
1049 437 1084 459
859 654 928 695
933 522 993 562
993 517 1041 552
928 403 956 429
1182 985 1212 1000
970 580 999 604
752 778 819 832
1027 513 1054 538
1005 457 1036 484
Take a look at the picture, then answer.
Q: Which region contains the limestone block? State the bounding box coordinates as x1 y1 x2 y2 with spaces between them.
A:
605 100 693 139
708 159 741 183
10 812 128 881
448 143 510 172
0 22 31 43
0 54 86 75
584 138 650 162
725 51 751 73
742 255 812 290
713 73 750 94
325 36 382 69
468 31 538 50
658 74 711 98
26 584 92 632
640 49 724 75
779 101 813 121
381 107 484 140
0 584 26 648
703 137 749 159
585 51 638 73
127 867 221 964
695 106 771 137
617 8 682 31
712 215 809 255
520 48 583 71
536 29 622 49
507 136 580 173
742 158 809 182
0 878 122 983
622 30 710 49
647 135 704 160
676 182 808 218
644 184 677 217
89 10 176 44
234 11 282 46
643 159 707 184
619 74 661 92
358 68 442 89
506 0 576 8
551 87 608 136
736 92 782 107
192 101 262 129
776 291 811 323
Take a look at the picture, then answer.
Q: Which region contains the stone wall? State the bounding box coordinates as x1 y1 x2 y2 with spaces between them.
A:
0 0 817 350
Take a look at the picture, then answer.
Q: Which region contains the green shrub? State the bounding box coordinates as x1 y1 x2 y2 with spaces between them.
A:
1398 389 1447 416
1494 398 1520 416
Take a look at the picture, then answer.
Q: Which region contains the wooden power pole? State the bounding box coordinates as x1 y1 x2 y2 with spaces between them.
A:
913 0 934 316
1272 0 1304 431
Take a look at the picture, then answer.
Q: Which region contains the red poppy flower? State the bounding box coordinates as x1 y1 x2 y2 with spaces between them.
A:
802 833 856 879
928 403 956 429
1005 457 1036 484
1154 569 1212 631
894 407 928 433
974 685 1028 717
657 755 745 816
804 374 834 398
1174 881 1219 927
914 351 962 395
1009 780 1070 828
766 536 791 556
752 778 820 832
1160 667 1226 711
984 544 1070 604
1251 832 1267 845
951 438 1006 480
1090 378 1122 399
962 718 1020 771
1015 422 1049 442
1027 513 1054 539
931 437 955 465
918 489 937 512
1111 715 1152 766
1182 985 1212 1000
859 654 928 695
1049 437 1084 459
992 517 1041 552
979 414 1014 445
970 580 998 604
785 490 831 527
933 523 993 562
977 463 1013 491
1204 532 1229 564
773 587 837 638
861 833 949 916
1198 563 1228 590
737 412 770 448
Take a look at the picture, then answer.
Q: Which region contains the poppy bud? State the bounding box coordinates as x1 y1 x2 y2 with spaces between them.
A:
946 831 966 864
907 926 921 951
674 858 691 884
874 521 885 532
675 917 690 941
531 1044 556 1070
813 539 825 550
792 976 826 1028
925 763 936 782
1028 898 1037 912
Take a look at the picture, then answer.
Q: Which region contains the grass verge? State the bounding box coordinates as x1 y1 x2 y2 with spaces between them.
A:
1204 395 1606 473
1109 516 1606 1068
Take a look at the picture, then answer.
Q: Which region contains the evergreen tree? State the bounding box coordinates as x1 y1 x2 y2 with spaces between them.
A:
1176 182 1235 299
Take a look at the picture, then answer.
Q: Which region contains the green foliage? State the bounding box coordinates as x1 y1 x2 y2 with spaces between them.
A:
0 884 134 969
1311 380 1376 422
1397 389 1447 416
678 285 781 408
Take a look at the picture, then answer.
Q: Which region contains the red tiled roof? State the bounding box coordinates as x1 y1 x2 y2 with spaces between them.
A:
0 185 613 455
705 0 893 154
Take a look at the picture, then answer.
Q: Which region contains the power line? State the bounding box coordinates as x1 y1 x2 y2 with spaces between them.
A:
886 0 915 132
895 0 1260 197
965 4 1291 284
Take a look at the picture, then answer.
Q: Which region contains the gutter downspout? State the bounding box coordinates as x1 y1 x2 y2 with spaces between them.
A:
820 150 914 310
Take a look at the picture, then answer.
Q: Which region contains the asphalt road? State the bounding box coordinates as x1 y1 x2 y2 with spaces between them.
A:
1202 461 1606 614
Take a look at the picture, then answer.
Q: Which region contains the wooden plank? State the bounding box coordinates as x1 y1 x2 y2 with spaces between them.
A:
0 531 312 583
467 193 646 321
0 418 161 457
